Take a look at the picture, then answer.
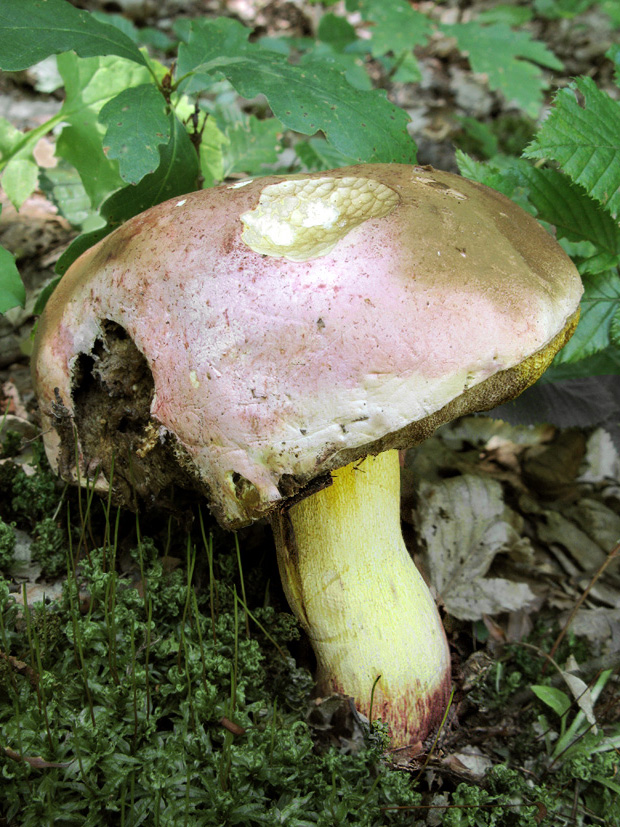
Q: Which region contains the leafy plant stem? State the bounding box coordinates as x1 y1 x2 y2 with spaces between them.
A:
231 587 239 716
129 615 139 748
0 113 65 175
21 585 54 752
71 721 97 795
198 509 217 644
145 597 152 724
190 588 210 697
235 532 250 638
551 669 614 763
234 593 289 662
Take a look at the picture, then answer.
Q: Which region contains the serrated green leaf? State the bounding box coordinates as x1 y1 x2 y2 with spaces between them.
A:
456 150 496 185
441 22 563 117
0 0 147 70
555 271 620 365
55 53 153 208
99 84 170 184
510 165 620 265
524 77 620 218
541 347 620 381
357 0 432 57
530 685 571 717
1 158 39 209
610 309 620 348
456 152 538 214
56 114 199 275
178 18 415 164
0 231 25 313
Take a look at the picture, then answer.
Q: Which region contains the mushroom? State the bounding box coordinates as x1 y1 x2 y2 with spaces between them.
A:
32 164 583 746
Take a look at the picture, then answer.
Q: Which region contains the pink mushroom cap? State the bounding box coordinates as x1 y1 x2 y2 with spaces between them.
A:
32 164 582 527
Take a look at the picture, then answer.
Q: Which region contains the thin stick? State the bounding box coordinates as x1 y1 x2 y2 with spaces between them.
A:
546 540 620 669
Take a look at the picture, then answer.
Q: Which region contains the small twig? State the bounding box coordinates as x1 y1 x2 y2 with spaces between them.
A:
545 540 620 671
411 687 455 783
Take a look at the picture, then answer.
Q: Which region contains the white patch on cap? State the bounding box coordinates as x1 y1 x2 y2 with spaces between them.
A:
240 176 400 262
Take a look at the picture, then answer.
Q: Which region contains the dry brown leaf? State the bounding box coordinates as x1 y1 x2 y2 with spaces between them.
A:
4 746 72 769
416 475 536 620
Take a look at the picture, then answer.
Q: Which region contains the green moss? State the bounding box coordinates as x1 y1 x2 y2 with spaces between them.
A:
31 517 67 578
0 518 16 571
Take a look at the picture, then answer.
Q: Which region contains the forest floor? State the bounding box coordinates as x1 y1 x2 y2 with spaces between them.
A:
1 2 620 825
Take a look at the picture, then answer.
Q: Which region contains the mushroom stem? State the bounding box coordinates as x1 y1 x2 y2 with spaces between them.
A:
272 449 451 746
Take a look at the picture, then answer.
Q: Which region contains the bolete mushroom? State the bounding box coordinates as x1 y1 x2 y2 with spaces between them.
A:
32 164 583 746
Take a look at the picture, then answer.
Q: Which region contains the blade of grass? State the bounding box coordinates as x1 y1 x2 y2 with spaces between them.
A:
234 533 250 638
198 509 217 645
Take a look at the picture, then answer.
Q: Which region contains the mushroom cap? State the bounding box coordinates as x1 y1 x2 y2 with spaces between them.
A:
32 164 582 528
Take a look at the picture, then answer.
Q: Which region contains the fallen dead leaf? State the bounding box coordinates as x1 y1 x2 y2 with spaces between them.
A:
4 746 72 769
416 475 536 620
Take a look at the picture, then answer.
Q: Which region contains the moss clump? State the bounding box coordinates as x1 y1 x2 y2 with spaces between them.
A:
31 517 67 578
0 518 16 571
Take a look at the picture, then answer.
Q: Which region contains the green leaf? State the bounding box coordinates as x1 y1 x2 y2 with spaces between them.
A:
477 5 533 25
222 116 282 178
0 117 25 162
0 117 47 177
356 0 432 58
441 22 563 117
607 43 620 87
177 17 251 91
1 158 39 209
317 13 357 51
530 685 571 717
299 42 373 91
295 138 358 172
178 18 416 164
39 162 94 228
541 347 620 381
554 271 620 365
99 84 170 184
197 116 227 188
55 52 153 208
0 215 25 313
534 0 597 19
390 50 422 84
456 117 499 159
509 165 620 269
594 775 620 795
0 0 147 70
33 276 62 316
56 114 199 275
171 97 226 187
524 77 620 218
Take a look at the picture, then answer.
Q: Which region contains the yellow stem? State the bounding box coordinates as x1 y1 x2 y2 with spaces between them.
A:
273 449 451 746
